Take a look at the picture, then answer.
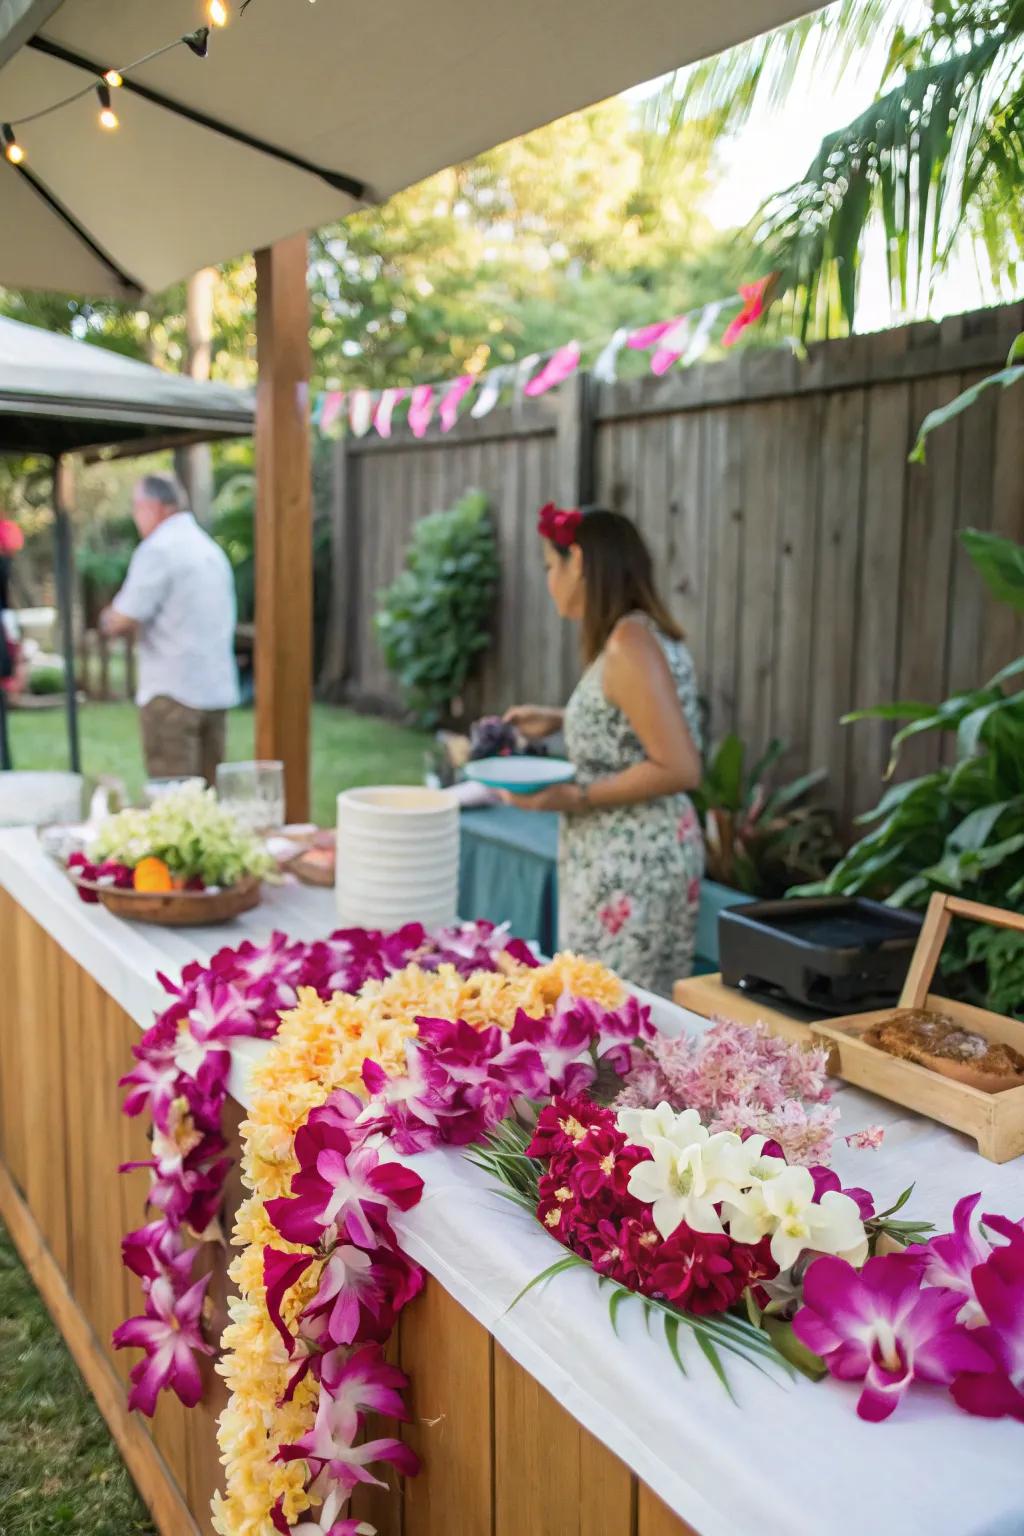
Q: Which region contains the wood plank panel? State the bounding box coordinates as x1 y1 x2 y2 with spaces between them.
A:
808 389 866 819
665 411 706 673
401 1282 493 1536
896 374 961 776
638 1483 699 1536
0 888 28 1194
772 391 823 784
703 407 744 744
847 381 911 816
982 372 1024 680
494 1342 633 1536
736 399 783 754
946 370 997 698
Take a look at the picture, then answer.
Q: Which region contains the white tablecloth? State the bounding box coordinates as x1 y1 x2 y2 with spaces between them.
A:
1 826 1022 1536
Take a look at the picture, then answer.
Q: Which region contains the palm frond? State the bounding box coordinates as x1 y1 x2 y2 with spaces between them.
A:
755 18 1024 332
643 0 907 145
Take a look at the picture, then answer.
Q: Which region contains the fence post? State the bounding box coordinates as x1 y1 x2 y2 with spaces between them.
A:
554 369 595 509
318 434 357 700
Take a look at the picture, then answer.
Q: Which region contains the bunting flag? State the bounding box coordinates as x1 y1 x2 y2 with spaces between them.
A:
408 383 435 438
523 341 580 398
349 388 374 438
374 387 408 438
682 300 726 366
723 277 772 347
650 315 692 376
310 279 768 437
470 363 512 418
319 390 346 434
439 374 475 432
591 327 628 384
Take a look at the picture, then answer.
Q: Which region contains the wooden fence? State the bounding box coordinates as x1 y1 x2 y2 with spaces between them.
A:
319 301 1024 824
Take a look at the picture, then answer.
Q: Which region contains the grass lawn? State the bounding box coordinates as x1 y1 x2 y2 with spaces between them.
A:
1 698 428 1524
0 1222 156 1535
8 701 429 824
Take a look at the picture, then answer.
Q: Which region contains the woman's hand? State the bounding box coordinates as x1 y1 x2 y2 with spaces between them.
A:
502 704 563 741
497 783 586 813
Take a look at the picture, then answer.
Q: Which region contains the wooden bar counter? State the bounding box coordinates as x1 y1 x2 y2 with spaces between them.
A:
0 831 692 1536
3 829 1022 1536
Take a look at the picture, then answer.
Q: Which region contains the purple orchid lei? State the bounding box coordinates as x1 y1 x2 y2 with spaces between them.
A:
113 921 536 1415
794 1193 1024 1422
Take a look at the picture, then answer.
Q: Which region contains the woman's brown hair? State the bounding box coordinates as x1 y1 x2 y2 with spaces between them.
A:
552 507 683 664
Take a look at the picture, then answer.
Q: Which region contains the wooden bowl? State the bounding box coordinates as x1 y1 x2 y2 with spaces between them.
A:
72 874 262 926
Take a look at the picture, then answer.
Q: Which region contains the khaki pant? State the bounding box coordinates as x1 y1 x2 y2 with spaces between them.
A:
140 696 227 787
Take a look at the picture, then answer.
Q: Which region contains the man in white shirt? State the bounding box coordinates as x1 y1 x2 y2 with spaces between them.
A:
101 473 240 784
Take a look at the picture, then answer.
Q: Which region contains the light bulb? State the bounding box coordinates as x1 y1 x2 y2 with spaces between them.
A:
1 123 23 164
103 69 123 88
207 0 229 26
97 83 119 130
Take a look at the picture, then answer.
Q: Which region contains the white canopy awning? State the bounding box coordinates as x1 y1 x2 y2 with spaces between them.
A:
0 0 820 298
0 311 254 454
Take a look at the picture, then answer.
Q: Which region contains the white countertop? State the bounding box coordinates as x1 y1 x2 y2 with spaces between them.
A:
1 826 1022 1536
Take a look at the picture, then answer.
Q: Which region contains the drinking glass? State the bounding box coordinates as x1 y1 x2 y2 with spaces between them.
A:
143 776 204 806
216 760 285 833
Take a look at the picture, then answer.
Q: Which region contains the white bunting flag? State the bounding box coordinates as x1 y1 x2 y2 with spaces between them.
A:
591 327 628 383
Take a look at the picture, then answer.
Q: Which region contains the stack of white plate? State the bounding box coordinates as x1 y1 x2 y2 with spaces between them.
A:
0 771 83 829
335 785 459 929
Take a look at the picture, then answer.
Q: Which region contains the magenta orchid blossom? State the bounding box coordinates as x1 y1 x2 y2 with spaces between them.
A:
271 1490 375 1535
793 1254 993 1422
951 1215 1024 1422
113 1273 214 1417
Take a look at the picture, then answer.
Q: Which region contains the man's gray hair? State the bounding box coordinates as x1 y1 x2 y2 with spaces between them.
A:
139 472 187 511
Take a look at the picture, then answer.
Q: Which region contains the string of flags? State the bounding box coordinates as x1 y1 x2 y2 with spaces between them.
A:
312 277 772 440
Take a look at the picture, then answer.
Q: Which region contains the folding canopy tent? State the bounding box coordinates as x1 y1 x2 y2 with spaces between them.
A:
0 311 254 770
0 0 820 813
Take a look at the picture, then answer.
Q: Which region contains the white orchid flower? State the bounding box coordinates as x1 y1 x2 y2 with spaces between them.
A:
617 1103 707 1154
723 1165 868 1271
626 1128 751 1239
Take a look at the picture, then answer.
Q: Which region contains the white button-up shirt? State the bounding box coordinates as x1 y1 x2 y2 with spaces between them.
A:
113 512 241 711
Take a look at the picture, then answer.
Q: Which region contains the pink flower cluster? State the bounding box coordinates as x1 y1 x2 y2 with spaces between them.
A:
617 1018 838 1167
263 1098 426 1529
795 1193 1024 1423
67 850 135 902
528 1096 778 1315
114 921 530 1416
356 994 656 1154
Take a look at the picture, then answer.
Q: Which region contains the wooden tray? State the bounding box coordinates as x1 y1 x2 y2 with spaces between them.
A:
674 972 827 1050
73 874 262 926
286 847 336 888
811 894 1024 1163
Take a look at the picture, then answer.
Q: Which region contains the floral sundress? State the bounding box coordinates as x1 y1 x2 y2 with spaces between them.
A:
559 613 704 996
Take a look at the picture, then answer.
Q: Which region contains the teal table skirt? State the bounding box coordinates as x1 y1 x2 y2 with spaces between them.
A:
458 806 746 971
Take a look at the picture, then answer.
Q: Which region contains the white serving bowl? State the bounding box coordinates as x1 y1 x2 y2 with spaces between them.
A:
335 784 459 927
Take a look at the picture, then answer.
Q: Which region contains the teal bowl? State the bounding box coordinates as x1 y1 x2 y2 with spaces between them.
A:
463 757 576 795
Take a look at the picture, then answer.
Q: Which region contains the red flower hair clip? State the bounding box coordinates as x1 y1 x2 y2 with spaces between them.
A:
537 502 582 549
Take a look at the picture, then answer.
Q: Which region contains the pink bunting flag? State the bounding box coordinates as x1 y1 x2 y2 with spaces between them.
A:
650 316 692 376
627 319 676 351
523 341 580 398
440 374 474 433
319 390 346 434
349 388 374 438
374 387 408 439
408 383 435 438
722 277 772 347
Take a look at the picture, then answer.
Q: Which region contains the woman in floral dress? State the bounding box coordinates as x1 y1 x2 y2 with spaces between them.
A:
504 504 703 995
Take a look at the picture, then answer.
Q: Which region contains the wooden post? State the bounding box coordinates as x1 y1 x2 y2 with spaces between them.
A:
254 236 313 823
52 455 81 774
176 267 217 525
317 434 356 700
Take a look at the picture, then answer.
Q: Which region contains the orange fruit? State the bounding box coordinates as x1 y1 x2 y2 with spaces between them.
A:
133 856 174 893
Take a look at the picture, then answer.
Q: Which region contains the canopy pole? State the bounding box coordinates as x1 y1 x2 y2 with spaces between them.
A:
53 455 81 775
254 236 312 823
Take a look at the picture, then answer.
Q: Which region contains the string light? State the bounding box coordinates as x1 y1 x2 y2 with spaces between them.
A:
1 123 24 164
103 68 123 88
96 83 119 131
207 0 229 26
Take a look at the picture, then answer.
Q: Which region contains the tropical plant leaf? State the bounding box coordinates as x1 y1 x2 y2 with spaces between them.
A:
505 1253 587 1312
961 529 1024 616
910 362 1024 463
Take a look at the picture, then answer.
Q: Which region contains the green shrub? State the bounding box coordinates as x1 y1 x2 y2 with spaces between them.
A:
28 666 65 696
795 530 1024 1015
375 490 498 727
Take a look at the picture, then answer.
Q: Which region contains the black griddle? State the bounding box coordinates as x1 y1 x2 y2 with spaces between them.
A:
718 897 923 1015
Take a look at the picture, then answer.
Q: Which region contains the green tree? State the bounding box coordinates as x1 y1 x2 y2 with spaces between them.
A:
660 0 1024 334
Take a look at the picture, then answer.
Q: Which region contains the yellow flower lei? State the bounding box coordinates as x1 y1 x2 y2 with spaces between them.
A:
211 954 623 1536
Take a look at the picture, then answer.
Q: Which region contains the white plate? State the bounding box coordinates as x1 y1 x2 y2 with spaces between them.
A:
463 757 576 795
